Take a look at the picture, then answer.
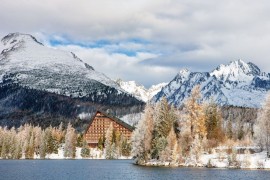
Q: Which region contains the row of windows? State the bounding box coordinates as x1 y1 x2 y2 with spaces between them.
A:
92 118 126 128
87 130 130 134
89 124 128 129
85 133 130 137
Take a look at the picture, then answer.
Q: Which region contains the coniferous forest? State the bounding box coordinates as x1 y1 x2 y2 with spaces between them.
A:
131 85 270 168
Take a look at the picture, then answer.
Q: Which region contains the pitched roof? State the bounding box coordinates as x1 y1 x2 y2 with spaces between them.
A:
85 110 134 133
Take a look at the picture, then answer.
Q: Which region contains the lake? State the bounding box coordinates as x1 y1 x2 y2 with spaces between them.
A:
0 160 269 180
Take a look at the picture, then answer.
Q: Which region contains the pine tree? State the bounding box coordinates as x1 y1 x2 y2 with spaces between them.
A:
40 131 47 159
255 92 270 154
121 136 131 156
205 101 224 142
189 134 203 164
26 132 35 159
111 143 118 159
105 123 114 159
182 86 208 161
81 140 90 158
76 134 84 148
9 128 17 159
33 126 42 155
64 123 77 158
227 116 233 139
237 124 244 140
45 126 54 154
21 124 32 158
183 85 206 139
131 103 154 164
98 136 104 150
160 127 178 162
1 140 7 159
155 97 177 138
152 97 177 159
14 141 22 159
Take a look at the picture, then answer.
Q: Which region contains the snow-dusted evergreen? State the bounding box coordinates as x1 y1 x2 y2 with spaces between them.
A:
117 79 167 102
255 92 270 153
153 59 270 108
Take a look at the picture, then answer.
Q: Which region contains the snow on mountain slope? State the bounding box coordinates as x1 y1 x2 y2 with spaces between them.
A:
153 60 270 108
117 80 148 101
211 59 259 87
0 33 129 98
148 82 168 100
117 79 167 102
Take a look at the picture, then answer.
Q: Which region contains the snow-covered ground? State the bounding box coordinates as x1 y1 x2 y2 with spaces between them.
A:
30 147 131 160
144 147 270 169
18 145 270 169
200 151 270 169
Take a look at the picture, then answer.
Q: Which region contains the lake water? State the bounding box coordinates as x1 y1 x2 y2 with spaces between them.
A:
0 160 269 180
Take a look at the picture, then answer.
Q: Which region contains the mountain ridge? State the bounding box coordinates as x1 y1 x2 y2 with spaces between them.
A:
117 79 167 102
153 59 270 108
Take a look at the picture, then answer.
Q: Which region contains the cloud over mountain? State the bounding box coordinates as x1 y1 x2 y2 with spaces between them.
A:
1 0 270 86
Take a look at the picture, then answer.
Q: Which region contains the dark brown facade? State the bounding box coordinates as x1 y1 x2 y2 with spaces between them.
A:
84 111 134 148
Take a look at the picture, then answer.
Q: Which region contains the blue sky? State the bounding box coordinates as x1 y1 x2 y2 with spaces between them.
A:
49 37 151 57
1 0 270 87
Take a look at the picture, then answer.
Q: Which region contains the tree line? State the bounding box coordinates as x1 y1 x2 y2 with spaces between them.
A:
0 121 132 159
131 85 259 165
0 122 80 159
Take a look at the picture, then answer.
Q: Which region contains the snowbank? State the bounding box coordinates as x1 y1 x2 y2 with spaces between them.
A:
31 147 131 160
142 150 270 169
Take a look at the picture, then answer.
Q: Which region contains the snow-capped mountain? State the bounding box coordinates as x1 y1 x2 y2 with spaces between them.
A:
117 79 167 102
0 33 128 97
0 33 144 129
153 59 270 108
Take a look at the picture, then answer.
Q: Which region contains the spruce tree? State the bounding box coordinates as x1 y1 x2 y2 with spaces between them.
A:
152 97 177 159
98 136 104 150
81 140 90 158
227 117 233 139
205 101 224 142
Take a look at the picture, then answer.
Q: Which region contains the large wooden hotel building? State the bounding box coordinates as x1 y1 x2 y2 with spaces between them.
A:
84 111 134 148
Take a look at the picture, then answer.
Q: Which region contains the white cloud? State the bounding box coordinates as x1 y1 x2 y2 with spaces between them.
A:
53 44 172 87
1 0 270 86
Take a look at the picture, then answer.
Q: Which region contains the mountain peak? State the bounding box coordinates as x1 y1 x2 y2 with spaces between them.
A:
234 59 245 64
210 59 262 84
1 33 43 47
177 68 190 78
179 68 190 74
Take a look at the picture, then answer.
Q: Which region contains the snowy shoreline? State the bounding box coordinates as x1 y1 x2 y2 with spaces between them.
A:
139 151 270 169
10 147 132 160
3 148 270 170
